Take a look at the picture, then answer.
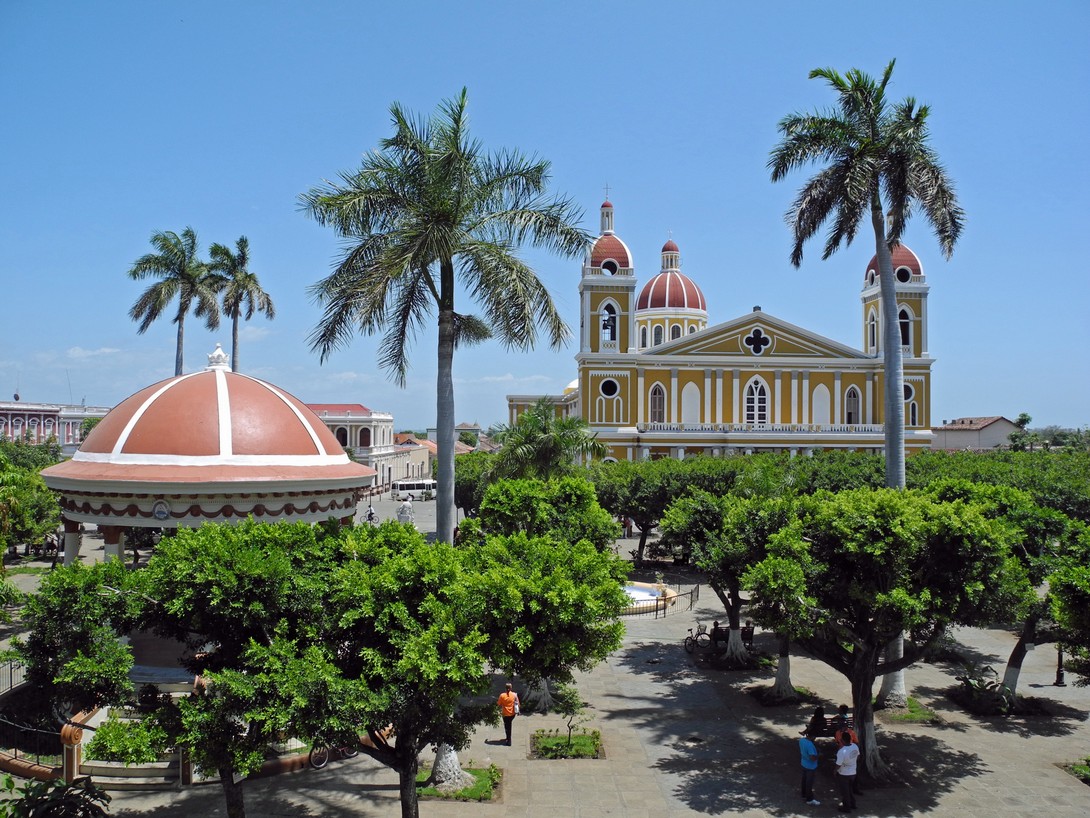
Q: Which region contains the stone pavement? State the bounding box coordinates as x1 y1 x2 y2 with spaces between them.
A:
98 587 1090 817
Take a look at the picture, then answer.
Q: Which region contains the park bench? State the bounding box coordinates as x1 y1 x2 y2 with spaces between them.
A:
811 715 854 739
710 622 756 651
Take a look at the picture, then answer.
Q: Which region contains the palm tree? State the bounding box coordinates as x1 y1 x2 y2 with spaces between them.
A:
769 59 963 489
490 397 607 481
301 88 589 546
128 227 222 377
208 236 276 373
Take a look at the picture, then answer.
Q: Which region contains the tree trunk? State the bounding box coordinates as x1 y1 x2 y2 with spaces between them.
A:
428 743 475 793
524 677 554 713
435 292 456 546
397 753 421 818
175 312 186 377
876 634 908 708
713 582 752 665
635 527 649 565
1002 614 1039 695
231 312 240 372
872 203 905 490
768 634 796 701
217 766 246 818
850 648 888 780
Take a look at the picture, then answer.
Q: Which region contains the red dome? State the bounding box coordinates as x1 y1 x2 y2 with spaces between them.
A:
865 244 923 280
44 368 372 487
590 234 631 268
662 239 679 252
636 271 706 311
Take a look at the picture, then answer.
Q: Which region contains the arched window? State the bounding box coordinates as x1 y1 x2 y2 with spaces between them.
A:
602 304 617 342
653 326 663 346
745 380 768 425
909 401 918 427
640 326 648 348
670 324 681 341
688 325 696 334
845 387 861 424
867 310 878 352
898 307 911 348
335 427 348 446
359 427 372 447
649 384 666 423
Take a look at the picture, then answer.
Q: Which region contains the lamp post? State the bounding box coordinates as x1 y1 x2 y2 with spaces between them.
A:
1054 644 1067 687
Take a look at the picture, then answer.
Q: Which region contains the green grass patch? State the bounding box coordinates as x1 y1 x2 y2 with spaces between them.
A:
530 729 602 759
416 765 501 801
881 696 939 724
5 566 47 576
1065 757 1090 786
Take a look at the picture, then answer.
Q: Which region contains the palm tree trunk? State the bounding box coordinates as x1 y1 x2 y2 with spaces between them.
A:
435 262 456 545
175 312 186 377
231 312 240 372
872 203 905 490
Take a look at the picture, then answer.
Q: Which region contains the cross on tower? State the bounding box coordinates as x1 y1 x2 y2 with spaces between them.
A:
603 183 611 199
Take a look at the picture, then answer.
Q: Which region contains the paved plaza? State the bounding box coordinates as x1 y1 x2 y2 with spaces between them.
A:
9 497 1090 816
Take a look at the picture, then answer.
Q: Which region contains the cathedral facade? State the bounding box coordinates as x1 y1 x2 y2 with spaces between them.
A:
506 201 935 461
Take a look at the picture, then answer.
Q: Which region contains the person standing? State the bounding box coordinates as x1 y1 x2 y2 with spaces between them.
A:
497 682 520 746
798 728 821 806
835 730 860 812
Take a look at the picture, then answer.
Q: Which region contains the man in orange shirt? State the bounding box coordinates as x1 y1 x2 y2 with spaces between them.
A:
497 682 520 746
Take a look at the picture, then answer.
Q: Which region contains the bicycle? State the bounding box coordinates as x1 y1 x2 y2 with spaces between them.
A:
308 739 359 769
683 622 712 653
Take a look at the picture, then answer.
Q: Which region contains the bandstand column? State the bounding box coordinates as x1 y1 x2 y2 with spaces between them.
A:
62 517 82 566
101 525 125 562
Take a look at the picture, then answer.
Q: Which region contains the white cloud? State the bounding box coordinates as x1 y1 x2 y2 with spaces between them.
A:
238 326 273 342
456 372 553 385
67 346 121 360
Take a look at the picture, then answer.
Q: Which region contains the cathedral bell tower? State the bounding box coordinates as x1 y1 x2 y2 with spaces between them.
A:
860 243 930 360
580 200 637 354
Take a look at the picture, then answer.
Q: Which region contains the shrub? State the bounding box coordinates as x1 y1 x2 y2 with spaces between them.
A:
84 711 170 765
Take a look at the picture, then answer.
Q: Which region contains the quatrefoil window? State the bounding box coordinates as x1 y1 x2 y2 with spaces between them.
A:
743 328 772 355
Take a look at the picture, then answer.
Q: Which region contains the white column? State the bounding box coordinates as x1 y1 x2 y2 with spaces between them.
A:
704 369 712 425
731 369 740 424
802 373 810 425
637 369 645 423
670 368 678 423
774 370 783 424
790 371 798 424
834 372 842 424
866 373 874 424
715 369 724 424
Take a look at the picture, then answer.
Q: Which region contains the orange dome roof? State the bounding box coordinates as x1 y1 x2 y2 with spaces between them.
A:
590 234 631 268
636 271 706 312
43 366 372 488
865 244 923 280
662 239 679 252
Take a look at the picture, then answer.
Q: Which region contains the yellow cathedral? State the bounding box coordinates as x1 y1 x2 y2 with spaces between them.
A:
506 200 934 461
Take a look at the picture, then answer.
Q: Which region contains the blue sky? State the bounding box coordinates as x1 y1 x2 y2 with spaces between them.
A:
2 1 1087 430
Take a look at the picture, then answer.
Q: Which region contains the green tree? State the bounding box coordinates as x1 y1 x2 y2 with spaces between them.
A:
0 774 110 817
742 488 1031 778
452 450 495 518
78 416 101 442
128 227 222 377
489 397 606 481
302 89 589 547
922 478 1084 695
770 60 963 489
207 236 276 373
463 476 619 553
0 463 60 557
0 438 62 471
1049 531 1090 686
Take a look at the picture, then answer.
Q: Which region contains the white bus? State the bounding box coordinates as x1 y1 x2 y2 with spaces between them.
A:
391 478 437 501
